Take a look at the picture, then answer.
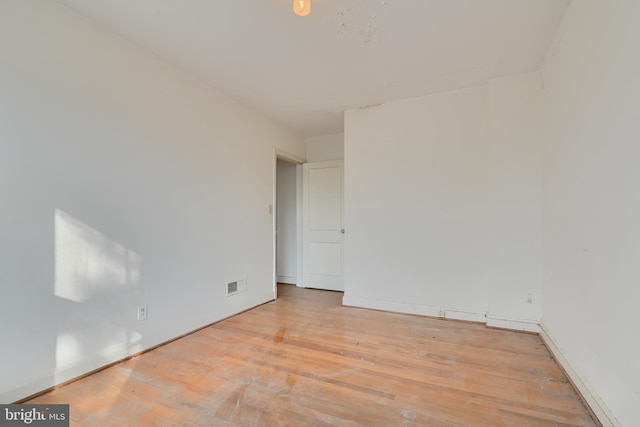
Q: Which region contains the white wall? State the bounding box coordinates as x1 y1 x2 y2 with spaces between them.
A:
487 73 543 331
306 133 344 162
344 77 545 328
0 0 304 403
344 87 490 320
541 1 640 425
276 160 298 284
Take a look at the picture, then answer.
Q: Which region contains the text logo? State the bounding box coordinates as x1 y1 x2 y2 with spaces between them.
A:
0 405 69 426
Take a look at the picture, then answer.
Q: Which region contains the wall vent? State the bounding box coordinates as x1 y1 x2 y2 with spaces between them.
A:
226 279 248 296
227 281 238 295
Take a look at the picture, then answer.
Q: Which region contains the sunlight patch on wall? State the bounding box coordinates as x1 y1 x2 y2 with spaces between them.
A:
55 333 83 372
98 330 143 360
54 209 142 302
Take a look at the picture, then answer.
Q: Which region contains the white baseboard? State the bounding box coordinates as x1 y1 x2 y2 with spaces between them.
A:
342 296 487 323
1 346 132 404
341 297 615 426
276 275 297 285
486 315 540 333
2 298 275 404
539 323 620 427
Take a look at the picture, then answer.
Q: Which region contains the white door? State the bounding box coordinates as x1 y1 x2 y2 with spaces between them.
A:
302 160 344 291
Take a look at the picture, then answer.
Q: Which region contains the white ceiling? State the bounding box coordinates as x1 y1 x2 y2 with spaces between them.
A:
55 0 569 137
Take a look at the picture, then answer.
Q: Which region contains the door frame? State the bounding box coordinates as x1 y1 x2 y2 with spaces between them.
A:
273 149 305 299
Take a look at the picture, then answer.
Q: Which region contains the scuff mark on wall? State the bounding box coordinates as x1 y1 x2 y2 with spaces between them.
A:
359 102 382 110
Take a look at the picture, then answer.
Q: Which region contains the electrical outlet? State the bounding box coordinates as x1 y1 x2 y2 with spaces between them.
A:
137 305 148 321
437 310 445 318
527 293 533 304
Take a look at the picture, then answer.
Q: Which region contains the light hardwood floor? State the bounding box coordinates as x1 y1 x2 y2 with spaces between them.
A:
28 284 597 426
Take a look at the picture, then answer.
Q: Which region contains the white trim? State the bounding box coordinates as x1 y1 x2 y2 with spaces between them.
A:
277 275 297 285
342 296 487 323
295 164 303 287
539 323 620 427
339 296 614 425
486 315 540 333
3 298 275 404
272 151 278 299
2 347 129 404
275 148 305 165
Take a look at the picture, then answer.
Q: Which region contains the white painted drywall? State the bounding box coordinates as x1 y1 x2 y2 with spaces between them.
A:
541 1 640 425
0 0 304 403
344 87 490 318
276 160 298 284
306 133 344 162
344 77 547 329
486 72 543 330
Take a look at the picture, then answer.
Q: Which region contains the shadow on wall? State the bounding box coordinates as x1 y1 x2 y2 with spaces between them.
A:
51 209 144 391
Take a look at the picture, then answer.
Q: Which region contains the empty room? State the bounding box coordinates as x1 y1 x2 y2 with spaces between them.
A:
1 0 638 426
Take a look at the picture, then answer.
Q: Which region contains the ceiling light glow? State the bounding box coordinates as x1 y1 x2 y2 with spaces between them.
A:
294 0 311 16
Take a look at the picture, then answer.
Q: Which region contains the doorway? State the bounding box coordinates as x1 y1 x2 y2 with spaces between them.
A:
273 152 344 297
274 150 304 299
276 158 299 285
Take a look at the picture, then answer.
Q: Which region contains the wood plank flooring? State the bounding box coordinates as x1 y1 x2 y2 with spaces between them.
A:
28 284 597 426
